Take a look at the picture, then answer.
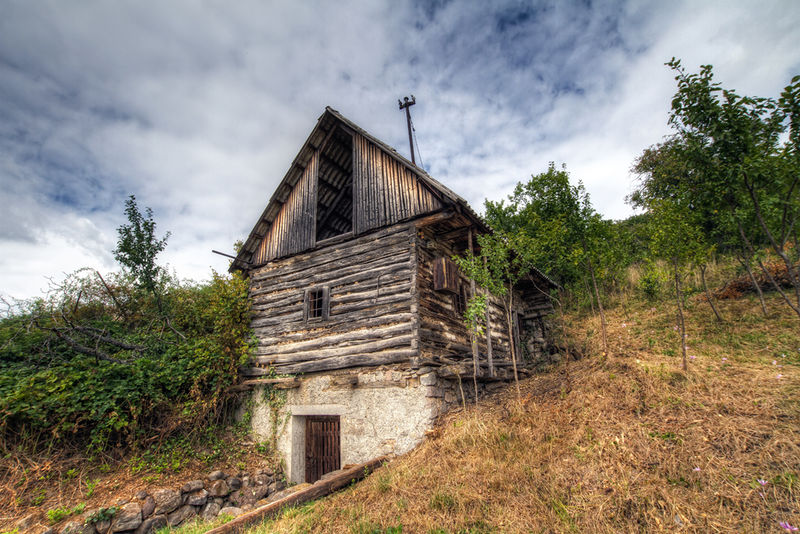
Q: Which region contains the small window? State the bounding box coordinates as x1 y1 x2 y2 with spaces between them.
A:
304 286 330 322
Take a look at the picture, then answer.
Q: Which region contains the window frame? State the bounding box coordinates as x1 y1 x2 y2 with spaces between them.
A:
304 286 330 322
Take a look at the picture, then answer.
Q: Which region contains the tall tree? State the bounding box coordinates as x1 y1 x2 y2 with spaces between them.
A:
487 164 611 354
647 200 706 371
114 195 171 310
633 60 800 322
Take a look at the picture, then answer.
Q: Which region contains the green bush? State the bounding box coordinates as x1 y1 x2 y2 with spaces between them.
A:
638 262 665 300
0 270 253 451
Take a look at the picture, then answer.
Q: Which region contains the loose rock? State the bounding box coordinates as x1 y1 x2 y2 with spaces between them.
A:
185 488 209 506
152 489 181 516
180 480 204 493
207 479 230 497
110 502 142 532
167 505 197 527
134 515 167 534
141 496 155 519
207 470 226 481
200 501 221 521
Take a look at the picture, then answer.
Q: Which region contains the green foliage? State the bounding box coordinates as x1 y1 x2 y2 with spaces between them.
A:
632 60 800 319
114 195 170 297
0 268 253 450
46 502 86 524
638 262 666 300
85 507 118 524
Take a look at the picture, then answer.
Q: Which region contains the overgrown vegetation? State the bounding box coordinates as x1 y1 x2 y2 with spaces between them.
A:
0 196 257 523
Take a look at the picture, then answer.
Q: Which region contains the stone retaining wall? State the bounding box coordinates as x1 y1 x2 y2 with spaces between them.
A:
52 468 285 534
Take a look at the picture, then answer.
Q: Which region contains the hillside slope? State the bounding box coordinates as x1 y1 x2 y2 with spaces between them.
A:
249 292 799 533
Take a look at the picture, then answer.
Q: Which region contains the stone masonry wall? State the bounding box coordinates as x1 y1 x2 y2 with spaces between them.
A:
250 366 441 484
44 467 285 534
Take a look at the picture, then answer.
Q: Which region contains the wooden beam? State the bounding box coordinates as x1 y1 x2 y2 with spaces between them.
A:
204 456 390 534
414 209 455 228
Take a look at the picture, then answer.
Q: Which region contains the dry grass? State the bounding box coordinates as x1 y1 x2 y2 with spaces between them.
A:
257 292 800 533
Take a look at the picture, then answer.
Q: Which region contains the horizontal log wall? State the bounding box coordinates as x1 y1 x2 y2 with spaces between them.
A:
416 226 539 361
250 223 418 375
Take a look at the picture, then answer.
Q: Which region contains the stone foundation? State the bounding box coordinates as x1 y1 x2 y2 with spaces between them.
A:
250 366 441 484
249 364 527 484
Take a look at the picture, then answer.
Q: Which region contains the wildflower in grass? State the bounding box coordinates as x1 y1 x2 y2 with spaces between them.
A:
773 360 777 365
777 374 783 379
622 322 627 328
722 357 727 362
779 521 798 531
690 355 696 360
757 478 768 487
693 467 701 472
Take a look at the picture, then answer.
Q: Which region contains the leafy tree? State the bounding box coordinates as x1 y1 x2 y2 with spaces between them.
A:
633 60 800 322
455 230 538 397
647 200 706 371
114 195 171 307
485 164 611 353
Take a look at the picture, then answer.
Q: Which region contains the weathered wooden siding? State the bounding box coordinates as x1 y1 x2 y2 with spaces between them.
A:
353 134 442 235
416 228 513 360
249 223 418 375
254 153 318 264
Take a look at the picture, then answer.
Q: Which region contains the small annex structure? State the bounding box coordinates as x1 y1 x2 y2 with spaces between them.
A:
230 107 556 484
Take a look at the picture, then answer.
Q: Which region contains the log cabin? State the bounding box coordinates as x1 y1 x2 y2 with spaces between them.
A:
230 107 556 483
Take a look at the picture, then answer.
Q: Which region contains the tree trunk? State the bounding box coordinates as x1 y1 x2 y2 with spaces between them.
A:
673 258 687 371
505 284 520 398
757 258 800 319
468 229 479 403
587 259 609 355
583 275 596 315
743 173 800 323
737 255 768 317
699 263 723 322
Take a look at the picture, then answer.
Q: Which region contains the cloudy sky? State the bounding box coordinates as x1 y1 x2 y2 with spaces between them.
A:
1 0 799 300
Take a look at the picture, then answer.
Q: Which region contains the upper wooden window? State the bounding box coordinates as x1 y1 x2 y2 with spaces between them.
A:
304 286 330 322
316 127 354 241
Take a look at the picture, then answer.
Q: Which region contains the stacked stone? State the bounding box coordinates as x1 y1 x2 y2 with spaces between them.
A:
56 468 284 534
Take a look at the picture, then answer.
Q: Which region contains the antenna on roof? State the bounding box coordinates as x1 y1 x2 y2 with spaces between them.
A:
398 95 417 165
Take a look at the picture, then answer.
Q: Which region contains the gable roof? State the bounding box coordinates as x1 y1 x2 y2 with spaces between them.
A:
230 107 486 271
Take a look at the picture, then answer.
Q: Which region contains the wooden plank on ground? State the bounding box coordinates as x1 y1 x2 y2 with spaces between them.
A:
204 456 390 534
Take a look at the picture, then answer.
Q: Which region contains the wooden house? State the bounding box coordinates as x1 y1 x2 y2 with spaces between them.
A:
231 107 555 483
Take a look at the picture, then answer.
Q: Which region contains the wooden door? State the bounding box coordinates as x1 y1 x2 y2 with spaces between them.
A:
305 416 340 483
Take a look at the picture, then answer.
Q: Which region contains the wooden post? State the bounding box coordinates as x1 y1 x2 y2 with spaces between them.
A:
398 95 417 165
468 228 479 402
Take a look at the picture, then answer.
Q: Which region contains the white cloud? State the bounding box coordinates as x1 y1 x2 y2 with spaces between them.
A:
1 0 798 299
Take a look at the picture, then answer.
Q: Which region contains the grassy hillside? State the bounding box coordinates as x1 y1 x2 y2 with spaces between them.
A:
241 291 799 533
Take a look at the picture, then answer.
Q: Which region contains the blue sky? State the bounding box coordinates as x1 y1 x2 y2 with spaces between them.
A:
1 0 799 300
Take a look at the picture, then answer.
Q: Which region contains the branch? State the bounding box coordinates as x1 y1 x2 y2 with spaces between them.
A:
70 325 146 352
48 326 130 365
96 271 128 319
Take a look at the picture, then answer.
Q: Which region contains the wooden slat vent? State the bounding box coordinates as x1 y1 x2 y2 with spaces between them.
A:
433 256 460 294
